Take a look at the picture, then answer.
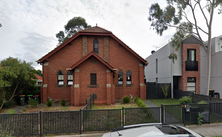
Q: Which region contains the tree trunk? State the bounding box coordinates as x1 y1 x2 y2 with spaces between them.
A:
206 38 211 96
205 0 215 96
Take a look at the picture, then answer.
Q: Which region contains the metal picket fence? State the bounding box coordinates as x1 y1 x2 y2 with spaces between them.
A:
1 102 222 136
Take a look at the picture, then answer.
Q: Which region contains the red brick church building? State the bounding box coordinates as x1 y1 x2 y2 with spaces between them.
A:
38 26 147 106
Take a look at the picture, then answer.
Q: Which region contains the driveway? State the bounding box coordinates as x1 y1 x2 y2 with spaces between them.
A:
187 122 222 137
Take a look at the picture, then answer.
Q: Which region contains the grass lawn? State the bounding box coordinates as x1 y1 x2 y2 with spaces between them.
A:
148 98 180 107
92 102 138 110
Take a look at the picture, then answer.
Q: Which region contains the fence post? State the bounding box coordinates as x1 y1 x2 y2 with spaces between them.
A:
161 104 163 124
90 97 92 109
80 109 82 134
86 99 87 110
183 103 186 126
40 111 42 137
93 93 94 105
209 101 211 124
122 107 124 126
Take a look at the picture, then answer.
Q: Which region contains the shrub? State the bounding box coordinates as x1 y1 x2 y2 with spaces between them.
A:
22 108 27 112
134 97 147 108
46 100 53 107
134 97 140 103
140 103 147 108
197 113 203 126
179 96 192 104
2 100 16 108
28 99 38 108
122 96 131 104
198 100 208 104
137 100 143 106
6 109 16 114
60 99 66 106
161 85 169 99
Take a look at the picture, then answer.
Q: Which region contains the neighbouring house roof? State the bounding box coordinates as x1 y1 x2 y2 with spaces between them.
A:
37 26 148 65
67 51 114 71
34 74 42 81
183 35 202 44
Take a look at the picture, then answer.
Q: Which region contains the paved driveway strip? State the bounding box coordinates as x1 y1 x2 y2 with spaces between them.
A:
187 123 222 137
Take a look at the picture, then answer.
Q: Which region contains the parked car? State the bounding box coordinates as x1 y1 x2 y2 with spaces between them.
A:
102 123 203 137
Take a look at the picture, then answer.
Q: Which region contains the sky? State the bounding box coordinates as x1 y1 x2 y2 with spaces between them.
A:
0 0 222 70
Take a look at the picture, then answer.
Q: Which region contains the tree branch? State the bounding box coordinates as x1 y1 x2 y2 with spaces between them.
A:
8 82 19 102
187 0 207 51
198 0 209 27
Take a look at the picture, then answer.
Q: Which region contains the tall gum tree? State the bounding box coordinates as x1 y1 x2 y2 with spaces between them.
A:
56 16 91 46
148 0 222 95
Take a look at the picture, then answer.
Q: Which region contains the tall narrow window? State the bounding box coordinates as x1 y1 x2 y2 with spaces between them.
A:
90 73 97 85
67 71 73 85
126 70 132 84
118 70 123 85
187 49 196 61
156 58 158 74
58 70 64 85
187 77 196 93
93 39 99 53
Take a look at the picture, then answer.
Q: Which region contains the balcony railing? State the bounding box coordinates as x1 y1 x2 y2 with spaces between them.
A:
185 61 198 71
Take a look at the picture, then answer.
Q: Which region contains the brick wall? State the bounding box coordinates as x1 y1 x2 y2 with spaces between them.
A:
181 44 200 94
41 35 146 105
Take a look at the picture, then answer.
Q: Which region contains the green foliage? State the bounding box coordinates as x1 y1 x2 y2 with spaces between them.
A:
135 97 147 108
22 108 27 112
134 97 140 103
6 109 16 114
198 100 208 104
161 85 169 99
32 69 42 76
122 96 131 104
46 100 53 107
28 99 38 108
56 16 91 45
168 53 178 63
60 99 66 106
197 113 203 126
0 124 13 137
0 57 36 110
1 100 16 108
179 96 192 104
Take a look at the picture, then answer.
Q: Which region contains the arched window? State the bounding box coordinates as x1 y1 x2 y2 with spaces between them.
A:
126 70 131 84
118 70 123 85
58 70 64 85
67 71 73 85
93 39 99 53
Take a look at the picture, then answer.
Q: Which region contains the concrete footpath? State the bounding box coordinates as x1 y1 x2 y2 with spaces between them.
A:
187 122 222 137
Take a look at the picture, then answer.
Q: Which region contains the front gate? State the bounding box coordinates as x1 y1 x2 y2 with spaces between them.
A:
161 104 210 125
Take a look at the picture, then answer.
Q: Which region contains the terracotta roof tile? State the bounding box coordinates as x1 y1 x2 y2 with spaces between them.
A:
34 74 42 80
80 26 111 33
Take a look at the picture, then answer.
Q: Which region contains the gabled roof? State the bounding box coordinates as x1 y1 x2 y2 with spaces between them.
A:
34 74 42 81
37 26 147 65
183 35 201 44
81 26 112 33
67 51 114 71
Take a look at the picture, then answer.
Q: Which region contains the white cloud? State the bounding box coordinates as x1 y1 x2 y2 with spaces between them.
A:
0 0 221 71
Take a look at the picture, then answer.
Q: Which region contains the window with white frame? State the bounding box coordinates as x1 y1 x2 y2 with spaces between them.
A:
67 71 73 85
187 77 196 93
58 70 64 85
118 70 123 85
126 70 132 84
